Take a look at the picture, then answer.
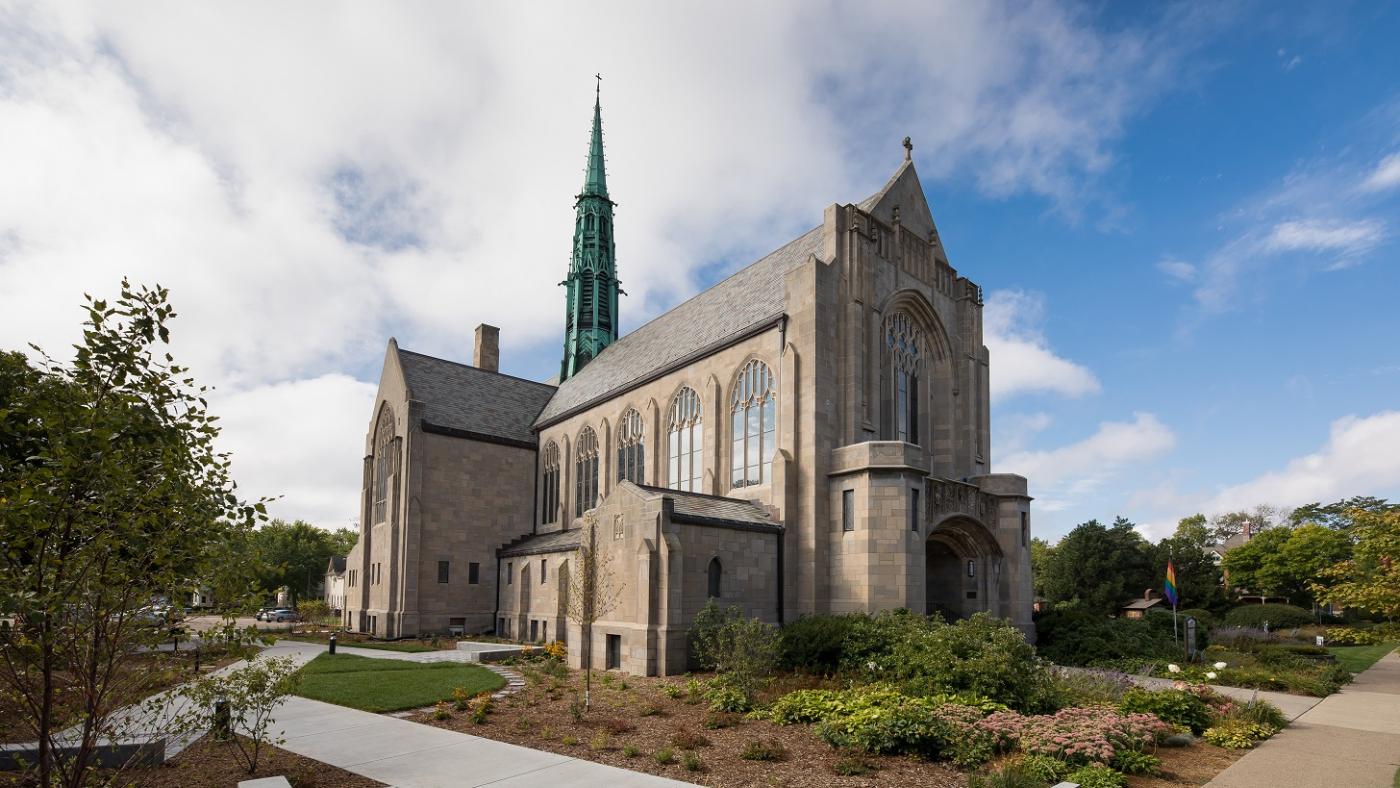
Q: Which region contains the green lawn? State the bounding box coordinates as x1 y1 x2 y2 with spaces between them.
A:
295 653 504 712
1327 642 1398 674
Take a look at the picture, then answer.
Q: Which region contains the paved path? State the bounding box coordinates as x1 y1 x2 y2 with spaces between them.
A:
1205 648 1400 787
260 641 686 787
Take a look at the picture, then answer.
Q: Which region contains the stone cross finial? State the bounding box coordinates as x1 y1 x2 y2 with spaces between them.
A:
903 136 913 161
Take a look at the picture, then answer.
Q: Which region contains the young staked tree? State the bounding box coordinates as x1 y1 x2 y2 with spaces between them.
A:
563 513 624 711
0 282 264 787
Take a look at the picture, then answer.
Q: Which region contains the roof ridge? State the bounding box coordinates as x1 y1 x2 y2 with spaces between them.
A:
589 224 822 362
636 483 765 506
398 347 558 390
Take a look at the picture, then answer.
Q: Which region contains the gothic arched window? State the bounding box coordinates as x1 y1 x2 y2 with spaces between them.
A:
372 403 397 524
542 441 560 524
884 312 924 444
667 388 704 492
616 408 645 485
730 359 777 488
574 427 599 517
707 557 722 599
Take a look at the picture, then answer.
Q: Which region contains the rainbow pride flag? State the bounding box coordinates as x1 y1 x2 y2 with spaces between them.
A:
1163 561 1179 607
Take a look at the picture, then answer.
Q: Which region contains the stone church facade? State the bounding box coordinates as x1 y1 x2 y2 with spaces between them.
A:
343 93 1034 675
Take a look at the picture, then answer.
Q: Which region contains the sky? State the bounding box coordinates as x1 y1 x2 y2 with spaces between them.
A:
2 2 1398 542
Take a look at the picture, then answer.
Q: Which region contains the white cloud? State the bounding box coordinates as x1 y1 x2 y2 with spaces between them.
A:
984 290 1099 401
999 413 1176 511
1156 259 1197 283
1361 152 1400 193
1262 219 1385 256
1201 411 1400 515
0 3 1206 526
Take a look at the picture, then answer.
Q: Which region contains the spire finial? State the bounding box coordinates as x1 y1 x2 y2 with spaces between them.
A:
903 136 913 161
595 72 602 101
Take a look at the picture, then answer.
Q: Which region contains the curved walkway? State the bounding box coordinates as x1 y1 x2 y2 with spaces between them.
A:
1205 648 1400 787
265 641 688 787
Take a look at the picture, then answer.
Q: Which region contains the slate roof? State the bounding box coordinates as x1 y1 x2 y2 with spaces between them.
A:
535 225 824 425
640 485 783 531
498 528 581 558
397 348 556 446
327 556 346 575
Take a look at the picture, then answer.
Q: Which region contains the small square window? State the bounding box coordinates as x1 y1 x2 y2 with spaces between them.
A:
842 489 854 532
437 560 449 584
468 562 480 585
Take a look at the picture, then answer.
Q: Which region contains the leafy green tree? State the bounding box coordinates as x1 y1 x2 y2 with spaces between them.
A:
1173 514 1210 547
173 656 299 773
1316 509 1400 619
1209 505 1283 543
1290 497 1399 530
1029 537 1054 598
250 519 349 604
1040 518 1156 615
0 282 263 787
1222 524 1350 607
1154 517 1226 613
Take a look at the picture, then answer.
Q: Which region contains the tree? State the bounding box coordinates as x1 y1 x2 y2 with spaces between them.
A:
249 519 347 604
1221 524 1351 608
1316 509 1400 619
0 282 263 787
1039 517 1156 615
1173 514 1210 547
1209 505 1284 543
173 656 299 774
1154 516 1227 613
1029 537 1054 599
1290 497 1400 530
563 513 623 710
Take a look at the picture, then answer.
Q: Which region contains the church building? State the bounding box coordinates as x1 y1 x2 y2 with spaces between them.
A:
342 88 1034 675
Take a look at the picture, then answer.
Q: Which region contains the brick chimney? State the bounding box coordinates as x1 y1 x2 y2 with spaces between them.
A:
473 324 499 373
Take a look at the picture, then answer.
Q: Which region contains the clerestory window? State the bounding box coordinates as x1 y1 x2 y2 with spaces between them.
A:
730 359 777 488
574 426 599 517
617 408 645 485
667 388 704 492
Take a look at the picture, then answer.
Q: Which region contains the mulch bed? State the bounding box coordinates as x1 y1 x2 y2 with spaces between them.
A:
410 663 1248 788
411 668 968 787
124 734 384 788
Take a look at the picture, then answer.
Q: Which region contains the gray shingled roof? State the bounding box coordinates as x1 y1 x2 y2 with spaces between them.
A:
535 226 824 425
498 528 581 558
639 485 782 530
397 348 557 446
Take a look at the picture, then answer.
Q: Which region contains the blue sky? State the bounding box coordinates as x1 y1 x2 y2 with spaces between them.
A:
2 2 1397 539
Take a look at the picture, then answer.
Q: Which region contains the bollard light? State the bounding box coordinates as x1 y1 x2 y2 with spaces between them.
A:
328 634 337 655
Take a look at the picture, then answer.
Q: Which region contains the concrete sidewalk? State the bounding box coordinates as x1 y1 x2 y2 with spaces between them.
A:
1206 648 1400 787
270 694 689 787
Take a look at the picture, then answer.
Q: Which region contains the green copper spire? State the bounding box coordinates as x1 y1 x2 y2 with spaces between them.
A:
560 77 621 382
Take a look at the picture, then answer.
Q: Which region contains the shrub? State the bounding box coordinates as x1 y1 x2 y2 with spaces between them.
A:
777 613 862 673
543 640 567 659
539 657 568 680
451 686 474 711
1203 719 1278 749
1224 604 1314 630
670 728 710 749
432 701 452 720
1019 753 1071 782
561 734 579 746
689 600 779 705
832 755 875 776
967 763 1046 788
622 744 640 757
638 702 665 717
702 710 740 729
1176 608 1219 630
603 718 634 735
1117 687 1215 735
662 684 684 699
588 731 610 751
1232 698 1287 730
681 751 702 771
1110 749 1162 775
767 688 848 725
1007 707 1169 765
739 738 787 761
1036 608 1179 668
704 675 753 713
1065 765 1128 788
1052 668 1135 707
653 747 676 765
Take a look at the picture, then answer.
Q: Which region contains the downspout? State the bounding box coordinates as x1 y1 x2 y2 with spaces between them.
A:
776 530 785 626
493 553 502 636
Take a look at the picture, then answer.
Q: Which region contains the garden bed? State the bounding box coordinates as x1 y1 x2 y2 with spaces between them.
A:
122 734 384 787
410 664 1244 788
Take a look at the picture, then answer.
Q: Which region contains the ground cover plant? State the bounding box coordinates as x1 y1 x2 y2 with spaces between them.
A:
294 653 503 713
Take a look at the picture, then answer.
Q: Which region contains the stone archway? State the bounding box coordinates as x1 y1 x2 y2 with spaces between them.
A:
925 516 1004 620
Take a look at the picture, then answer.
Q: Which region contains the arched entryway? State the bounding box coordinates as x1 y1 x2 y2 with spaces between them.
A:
926 516 1004 620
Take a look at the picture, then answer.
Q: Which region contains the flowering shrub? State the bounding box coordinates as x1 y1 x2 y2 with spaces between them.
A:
543 640 567 659
1203 719 1278 749
1012 707 1168 765
1118 687 1215 734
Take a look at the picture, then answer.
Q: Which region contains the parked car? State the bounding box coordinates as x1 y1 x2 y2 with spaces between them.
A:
255 607 276 621
267 608 298 623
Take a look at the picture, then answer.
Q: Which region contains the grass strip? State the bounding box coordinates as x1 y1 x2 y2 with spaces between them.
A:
1327 642 1398 674
295 653 504 712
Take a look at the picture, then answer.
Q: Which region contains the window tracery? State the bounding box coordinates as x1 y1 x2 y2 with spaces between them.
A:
667 388 703 492
372 403 396 524
730 359 777 488
616 408 645 485
542 441 560 523
884 312 924 444
574 427 599 517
